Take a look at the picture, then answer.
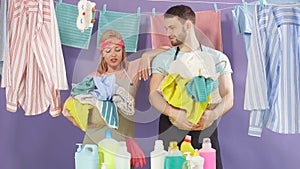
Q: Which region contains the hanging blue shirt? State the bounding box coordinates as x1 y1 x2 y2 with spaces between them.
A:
0 0 7 75
245 5 300 137
232 2 256 59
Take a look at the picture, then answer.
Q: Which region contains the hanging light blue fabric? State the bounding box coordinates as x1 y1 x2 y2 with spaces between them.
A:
55 0 94 49
97 4 141 52
0 0 7 75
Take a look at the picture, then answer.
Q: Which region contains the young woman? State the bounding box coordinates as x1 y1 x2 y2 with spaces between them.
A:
62 29 168 168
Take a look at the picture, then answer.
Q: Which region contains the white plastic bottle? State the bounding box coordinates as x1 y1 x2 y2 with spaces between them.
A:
114 141 131 169
191 150 204 169
98 130 119 169
151 140 167 169
75 144 99 169
199 138 216 169
182 152 192 169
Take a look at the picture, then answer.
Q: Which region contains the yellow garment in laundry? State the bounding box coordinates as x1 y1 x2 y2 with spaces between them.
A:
65 98 94 131
161 73 210 124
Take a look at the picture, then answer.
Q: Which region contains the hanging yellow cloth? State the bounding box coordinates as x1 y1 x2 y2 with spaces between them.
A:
161 73 211 124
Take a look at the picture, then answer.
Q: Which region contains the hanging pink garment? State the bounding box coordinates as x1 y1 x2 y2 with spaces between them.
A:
1 0 68 117
150 10 223 51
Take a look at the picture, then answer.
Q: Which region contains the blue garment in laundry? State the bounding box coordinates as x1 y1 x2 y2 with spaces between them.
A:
186 76 219 102
101 100 118 129
92 74 118 101
71 76 95 97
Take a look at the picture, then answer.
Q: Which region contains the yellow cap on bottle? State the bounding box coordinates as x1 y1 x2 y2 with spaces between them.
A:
168 141 179 150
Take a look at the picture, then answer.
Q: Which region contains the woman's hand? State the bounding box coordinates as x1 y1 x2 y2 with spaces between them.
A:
138 46 170 81
138 53 151 81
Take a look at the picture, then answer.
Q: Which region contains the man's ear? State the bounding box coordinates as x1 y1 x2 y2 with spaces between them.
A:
184 20 193 31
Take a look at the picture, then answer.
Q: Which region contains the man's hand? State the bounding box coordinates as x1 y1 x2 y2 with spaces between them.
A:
169 107 194 130
192 109 219 130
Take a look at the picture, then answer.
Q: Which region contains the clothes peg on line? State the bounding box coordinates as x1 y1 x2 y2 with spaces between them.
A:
137 7 141 15
259 0 265 8
103 4 107 14
242 0 248 11
152 8 156 17
214 3 218 13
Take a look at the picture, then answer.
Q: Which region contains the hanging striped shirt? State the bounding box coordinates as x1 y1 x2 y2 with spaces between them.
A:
1 0 68 116
245 5 300 137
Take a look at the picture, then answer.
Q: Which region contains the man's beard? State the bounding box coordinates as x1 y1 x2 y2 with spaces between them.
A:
170 39 183 46
169 31 186 46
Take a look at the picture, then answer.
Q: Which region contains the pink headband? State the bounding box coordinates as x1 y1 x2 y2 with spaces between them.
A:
100 39 125 54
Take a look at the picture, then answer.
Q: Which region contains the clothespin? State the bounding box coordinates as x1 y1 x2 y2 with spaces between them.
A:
214 3 218 13
152 8 156 17
259 0 265 8
103 4 107 14
242 0 248 12
137 7 141 15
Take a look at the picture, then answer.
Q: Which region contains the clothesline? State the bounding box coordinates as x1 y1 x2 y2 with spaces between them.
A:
146 0 243 5
53 0 255 14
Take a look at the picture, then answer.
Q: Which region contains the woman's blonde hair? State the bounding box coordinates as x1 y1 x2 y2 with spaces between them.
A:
98 30 128 74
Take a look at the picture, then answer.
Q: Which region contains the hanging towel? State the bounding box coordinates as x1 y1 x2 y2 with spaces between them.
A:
55 0 94 49
71 76 95 97
0 0 7 75
92 74 118 100
151 10 222 51
65 98 93 131
97 10 140 52
161 73 210 124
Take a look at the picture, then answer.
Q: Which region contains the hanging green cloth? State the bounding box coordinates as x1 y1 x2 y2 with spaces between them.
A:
97 5 140 52
55 0 94 49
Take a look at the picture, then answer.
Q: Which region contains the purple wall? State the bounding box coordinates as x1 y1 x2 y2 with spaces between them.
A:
1 0 300 169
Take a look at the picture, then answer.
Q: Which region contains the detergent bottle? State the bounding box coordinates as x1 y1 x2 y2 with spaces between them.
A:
75 143 99 169
164 141 186 169
182 152 192 169
150 140 167 169
98 130 119 169
180 135 195 157
114 141 131 169
191 149 204 169
199 138 216 169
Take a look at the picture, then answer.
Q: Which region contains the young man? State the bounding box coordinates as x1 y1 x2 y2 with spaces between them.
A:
149 5 234 169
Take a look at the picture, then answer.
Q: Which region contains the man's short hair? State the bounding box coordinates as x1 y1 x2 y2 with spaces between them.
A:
164 5 196 24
